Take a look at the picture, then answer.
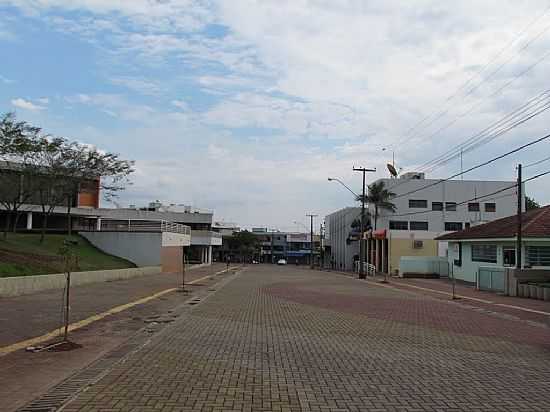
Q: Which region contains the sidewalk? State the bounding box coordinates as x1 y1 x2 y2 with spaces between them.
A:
320 269 550 326
0 263 236 412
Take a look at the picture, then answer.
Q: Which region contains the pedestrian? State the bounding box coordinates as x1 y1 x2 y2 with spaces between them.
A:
226 255 231 270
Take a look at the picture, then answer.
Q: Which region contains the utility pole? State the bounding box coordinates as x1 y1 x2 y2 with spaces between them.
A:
353 166 376 279
270 229 274 264
517 164 522 270
306 214 317 269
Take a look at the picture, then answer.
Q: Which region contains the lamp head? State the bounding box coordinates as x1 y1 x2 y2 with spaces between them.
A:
327 177 333 181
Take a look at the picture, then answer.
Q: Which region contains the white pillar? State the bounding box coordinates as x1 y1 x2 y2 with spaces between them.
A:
208 246 212 264
26 212 33 230
96 217 102 231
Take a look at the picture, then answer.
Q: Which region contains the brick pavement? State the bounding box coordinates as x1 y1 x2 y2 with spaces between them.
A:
32 264 550 412
0 263 233 412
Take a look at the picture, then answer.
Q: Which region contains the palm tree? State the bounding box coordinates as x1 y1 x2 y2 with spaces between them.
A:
356 181 396 229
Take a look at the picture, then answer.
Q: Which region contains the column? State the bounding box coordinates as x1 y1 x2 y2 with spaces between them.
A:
380 239 387 273
96 217 102 231
26 212 33 230
376 239 381 273
208 246 212 264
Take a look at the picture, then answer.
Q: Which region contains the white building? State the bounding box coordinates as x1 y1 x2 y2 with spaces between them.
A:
326 173 520 275
325 207 361 271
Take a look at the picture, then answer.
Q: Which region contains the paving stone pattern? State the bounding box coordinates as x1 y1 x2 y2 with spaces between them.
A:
60 266 550 411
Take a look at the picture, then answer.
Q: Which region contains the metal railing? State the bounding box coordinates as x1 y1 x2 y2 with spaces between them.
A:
90 219 190 235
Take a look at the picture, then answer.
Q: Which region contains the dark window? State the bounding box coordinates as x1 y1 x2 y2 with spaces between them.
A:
503 248 516 266
444 222 463 232
410 221 429 231
445 202 457 211
471 244 497 263
432 202 443 211
485 203 496 212
526 246 550 266
465 222 471 229
409 199 428 208
468 203 480 212
389 220 408 230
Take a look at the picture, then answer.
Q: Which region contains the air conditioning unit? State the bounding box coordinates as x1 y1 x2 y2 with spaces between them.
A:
413 240 424 249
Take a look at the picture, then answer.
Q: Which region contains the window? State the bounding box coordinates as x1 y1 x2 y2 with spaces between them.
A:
432 202 443 211
410 221 429 231
485 203 496 212
526 246 550 267
468 203 480 212
444 222 463 232
471 244 497 263
465 222 471 229
409 199 427 208
445 202 457 211
389 220 408 230
503 248 516 266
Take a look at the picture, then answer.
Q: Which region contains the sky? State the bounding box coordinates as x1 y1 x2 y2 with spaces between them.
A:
2 0 550 231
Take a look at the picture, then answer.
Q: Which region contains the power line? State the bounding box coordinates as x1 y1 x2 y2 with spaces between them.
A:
382 168 550 220
418 90 550 172
392 132 550 200
399 7 550 150
524 154 550 169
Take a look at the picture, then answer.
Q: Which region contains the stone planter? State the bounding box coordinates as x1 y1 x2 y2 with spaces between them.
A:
536 286 545 300
544 288 550 301
529 285 538 299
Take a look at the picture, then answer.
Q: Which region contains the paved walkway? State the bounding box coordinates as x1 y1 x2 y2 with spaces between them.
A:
0 263 233 412
28 265 550 412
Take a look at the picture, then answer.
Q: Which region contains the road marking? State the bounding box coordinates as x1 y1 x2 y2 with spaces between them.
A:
0 270 230 357
383 281 495 304
494 303 550 316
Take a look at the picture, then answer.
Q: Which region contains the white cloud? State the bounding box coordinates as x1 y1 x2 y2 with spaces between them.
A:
11 98 45 111
110 76 162 96
36 97 49 104
171 100 189 111
0 74 15 84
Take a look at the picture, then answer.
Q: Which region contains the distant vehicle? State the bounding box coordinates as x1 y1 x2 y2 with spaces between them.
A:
252 260 259 264
277 259 287 265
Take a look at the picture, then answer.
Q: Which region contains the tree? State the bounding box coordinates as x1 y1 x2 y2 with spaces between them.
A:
526 196 540 211
229 230 259 263
356 181 396 229
0 113 43 238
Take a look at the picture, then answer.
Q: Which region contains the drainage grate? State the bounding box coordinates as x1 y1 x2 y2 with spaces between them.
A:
17 338 146 412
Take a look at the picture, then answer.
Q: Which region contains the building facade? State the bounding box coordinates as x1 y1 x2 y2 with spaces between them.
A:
324 207 361 271
252 228 321 264
326 174 520 274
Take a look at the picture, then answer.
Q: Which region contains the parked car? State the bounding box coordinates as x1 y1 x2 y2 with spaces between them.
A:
277 259 287 265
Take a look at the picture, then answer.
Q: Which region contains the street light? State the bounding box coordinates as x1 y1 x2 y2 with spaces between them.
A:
382 147 395 168
327 177 359 198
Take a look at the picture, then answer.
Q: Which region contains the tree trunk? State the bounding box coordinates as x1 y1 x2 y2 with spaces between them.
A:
67 195 72 237
40 213 48 243
374 205 379 230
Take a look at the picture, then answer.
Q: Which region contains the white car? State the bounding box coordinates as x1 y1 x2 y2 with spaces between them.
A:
277 259 287 265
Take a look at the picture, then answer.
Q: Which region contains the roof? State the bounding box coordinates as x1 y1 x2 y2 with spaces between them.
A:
436 205 550 241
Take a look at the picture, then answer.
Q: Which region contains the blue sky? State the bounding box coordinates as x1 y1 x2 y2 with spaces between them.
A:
2 0 550 229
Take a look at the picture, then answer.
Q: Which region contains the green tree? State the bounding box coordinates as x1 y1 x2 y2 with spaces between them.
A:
356 181 396 229
526 196 540 211
229 230 259 263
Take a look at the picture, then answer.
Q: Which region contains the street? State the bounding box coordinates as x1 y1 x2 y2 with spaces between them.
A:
16 264 550 412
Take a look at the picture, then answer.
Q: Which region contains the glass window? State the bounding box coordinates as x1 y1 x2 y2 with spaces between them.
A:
410 221 429 231
468 203 480 212
409 199 428 208
526 246 550 267
444 222 463 232
432 202 443 211
503 248 516 266
389 220 408 230
445 202 457 211
485 203 496 212
471 244 497 263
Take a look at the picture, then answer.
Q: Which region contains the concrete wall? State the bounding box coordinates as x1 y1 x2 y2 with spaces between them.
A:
399 256 449 277
376 178 519 233
325 207 361 271
80 232 162 267
389 238 439 274
161 246 184 273
0 266 161 297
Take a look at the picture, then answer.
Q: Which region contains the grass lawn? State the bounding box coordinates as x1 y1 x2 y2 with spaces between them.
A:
0 233 135 278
